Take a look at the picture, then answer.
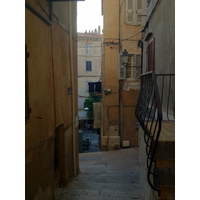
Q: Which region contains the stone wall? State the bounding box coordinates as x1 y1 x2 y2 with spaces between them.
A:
25 1 79 199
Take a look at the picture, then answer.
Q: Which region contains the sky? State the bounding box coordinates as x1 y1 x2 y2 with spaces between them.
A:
77 0 103 33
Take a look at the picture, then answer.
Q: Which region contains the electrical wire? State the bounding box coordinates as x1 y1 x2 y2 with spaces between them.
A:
103 30 142 44
121 31 142 41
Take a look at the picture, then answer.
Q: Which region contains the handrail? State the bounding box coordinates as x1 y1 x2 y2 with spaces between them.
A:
135 71 175 195
135 71 162 195
156 74 175 121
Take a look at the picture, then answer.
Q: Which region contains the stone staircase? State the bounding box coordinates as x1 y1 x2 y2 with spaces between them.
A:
154 121 175 200
55 148 140 200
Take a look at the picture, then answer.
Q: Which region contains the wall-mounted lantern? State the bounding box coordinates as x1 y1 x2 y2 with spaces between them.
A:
121 49 129 67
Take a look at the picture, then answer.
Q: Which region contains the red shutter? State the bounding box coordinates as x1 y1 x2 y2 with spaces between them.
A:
147 38 155 71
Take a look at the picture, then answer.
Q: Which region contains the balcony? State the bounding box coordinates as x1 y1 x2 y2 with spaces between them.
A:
135 72 175 199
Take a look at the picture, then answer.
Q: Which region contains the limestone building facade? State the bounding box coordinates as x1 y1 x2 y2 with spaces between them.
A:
101 0 142 150
77 30 103 127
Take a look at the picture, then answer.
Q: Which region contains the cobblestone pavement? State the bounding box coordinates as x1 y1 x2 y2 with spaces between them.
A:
55 147 140 200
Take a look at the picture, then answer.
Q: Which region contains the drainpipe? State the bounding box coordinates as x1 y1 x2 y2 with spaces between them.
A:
69 2 77 177
119 0 123 147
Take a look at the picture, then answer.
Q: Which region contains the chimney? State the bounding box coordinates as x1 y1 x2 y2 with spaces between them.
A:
98 25 101 34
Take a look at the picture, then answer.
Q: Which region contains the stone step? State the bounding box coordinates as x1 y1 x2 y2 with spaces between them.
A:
76 171 140 183
154 159 175 187
57 193 140 200
155 141 175 160
155 121 175 160
57 188 140 200
156 159 175 168
66 179 140 192
157 186 175 200
55 148 140 200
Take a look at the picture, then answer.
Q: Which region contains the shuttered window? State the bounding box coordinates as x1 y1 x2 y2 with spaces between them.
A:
133 54 141 79
25 45 30 121
126 0 142 25
127 0 134 23
147 38 155 71
136 0 142 24
126 55 132 78
119 54 141 80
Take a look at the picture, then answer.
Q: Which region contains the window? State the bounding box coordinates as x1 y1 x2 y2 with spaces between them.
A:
126 56 132 78
25 45 31 121
88 82 102 93
119 54 141 79
85 44 89 54
126 0 142 25
146 38 155 72
86 61 92 71
86 81 89 92
133 54 141 79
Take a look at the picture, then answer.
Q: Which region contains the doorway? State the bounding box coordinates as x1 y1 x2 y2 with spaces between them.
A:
54 124 65 187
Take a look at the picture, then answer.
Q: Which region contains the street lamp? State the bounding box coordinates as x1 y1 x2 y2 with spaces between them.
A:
121 49 129 67
85 107 89 137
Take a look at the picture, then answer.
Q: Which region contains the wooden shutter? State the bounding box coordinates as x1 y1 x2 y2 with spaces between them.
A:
134 54 141 79
25 45 30 121
134 54 141 67
147 38 155 71
126 0 142 25
126 55 133 78
126 0 134 24
136 0 142 24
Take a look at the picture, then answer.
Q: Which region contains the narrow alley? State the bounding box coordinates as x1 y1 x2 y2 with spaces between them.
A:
55 148 140 200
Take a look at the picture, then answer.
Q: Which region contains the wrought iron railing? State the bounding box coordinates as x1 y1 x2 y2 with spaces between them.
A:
135 71 175 195
156 74 175 121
